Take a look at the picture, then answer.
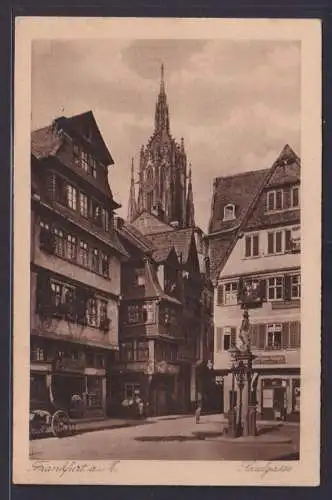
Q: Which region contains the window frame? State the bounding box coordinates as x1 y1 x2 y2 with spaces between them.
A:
267 276 284 301
244 233 259 258
79 240 89 267
267 230 284 255
266 189 284 212
66 184 77 211
224 281 238 306
79 192 89 218
266 323 283 350
223 203 235 221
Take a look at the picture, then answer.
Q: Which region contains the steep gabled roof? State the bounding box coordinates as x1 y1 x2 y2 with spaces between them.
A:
131 210 175 235
146 228 194 264
31 125 63 160
117 220 153 255
208 168 269 234
211 144 300 282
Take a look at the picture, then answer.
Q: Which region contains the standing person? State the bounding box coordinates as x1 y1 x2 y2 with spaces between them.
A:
195 398 202 424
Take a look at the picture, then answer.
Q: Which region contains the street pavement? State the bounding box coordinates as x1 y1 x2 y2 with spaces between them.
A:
29 414 300 461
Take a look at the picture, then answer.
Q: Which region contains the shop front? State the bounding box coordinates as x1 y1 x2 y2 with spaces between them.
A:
254 371 300 421
30 336 108 418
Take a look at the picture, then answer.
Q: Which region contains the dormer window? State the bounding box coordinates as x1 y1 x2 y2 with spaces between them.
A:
223 204 236 221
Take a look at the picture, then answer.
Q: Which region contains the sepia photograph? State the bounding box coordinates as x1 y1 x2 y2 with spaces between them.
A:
13 17 321 486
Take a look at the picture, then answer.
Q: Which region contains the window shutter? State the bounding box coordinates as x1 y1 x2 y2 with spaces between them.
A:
285 230 292 252
260 279 267 302
284 275 291 301
281 322 290 349
237 277 244 303
250 324 258 348
216 285 224 306
46 172 57 201
230 327 236 348
253 235 259 256
257 324 266 349
216 327 223 352
289 321 301 348
283 187 291 209
245 236 251 257
268 233 274 254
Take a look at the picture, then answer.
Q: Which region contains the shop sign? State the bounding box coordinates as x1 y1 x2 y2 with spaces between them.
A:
53 358 85 374
253 355 286 365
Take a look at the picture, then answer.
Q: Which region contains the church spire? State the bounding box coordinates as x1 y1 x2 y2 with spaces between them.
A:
127 158 137 222
186 164 195 227
154 63 170 133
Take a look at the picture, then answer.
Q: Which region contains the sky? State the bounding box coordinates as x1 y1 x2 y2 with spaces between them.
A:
31 39 301 231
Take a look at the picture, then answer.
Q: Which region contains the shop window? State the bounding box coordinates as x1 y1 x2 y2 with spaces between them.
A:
79 192 89 218
86 376 102 407
267 276 283 301
30 374 48 401
124 383 140 400
224 282 238 305
79 240 89 267
245 234 259 258
266 324 282 350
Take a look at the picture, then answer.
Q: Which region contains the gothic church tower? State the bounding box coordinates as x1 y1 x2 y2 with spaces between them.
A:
128 64 195 228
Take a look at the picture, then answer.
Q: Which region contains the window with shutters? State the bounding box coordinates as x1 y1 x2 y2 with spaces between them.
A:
245 234 259 258
224 282 238 305
266 323 282 350
267 276 284 300
289 321 301 348
291 275 301 299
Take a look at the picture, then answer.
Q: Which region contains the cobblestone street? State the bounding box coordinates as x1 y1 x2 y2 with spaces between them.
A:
29 415 300 461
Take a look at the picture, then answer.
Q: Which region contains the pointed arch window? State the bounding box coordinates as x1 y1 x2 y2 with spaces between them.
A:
223 204 236 221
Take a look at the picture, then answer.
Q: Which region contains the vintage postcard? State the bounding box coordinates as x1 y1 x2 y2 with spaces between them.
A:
13 17 321 485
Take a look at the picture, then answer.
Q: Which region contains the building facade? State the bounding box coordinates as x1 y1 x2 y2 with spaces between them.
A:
119 65 215 414
209 145 301 421
30 111 128 418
